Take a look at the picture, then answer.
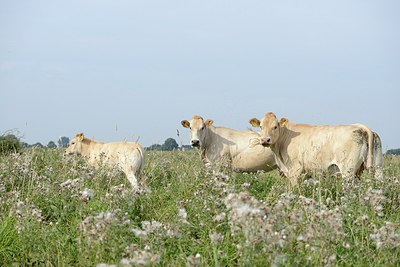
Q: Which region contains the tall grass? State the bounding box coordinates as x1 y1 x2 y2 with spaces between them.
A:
0 148 399 266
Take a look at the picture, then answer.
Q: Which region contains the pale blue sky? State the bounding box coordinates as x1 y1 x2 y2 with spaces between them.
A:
1 0 399 150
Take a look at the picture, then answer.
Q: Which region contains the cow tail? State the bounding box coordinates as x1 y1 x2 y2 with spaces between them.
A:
136 145 145 174
365 128 374 170
372 132 383 169
354 124 373 170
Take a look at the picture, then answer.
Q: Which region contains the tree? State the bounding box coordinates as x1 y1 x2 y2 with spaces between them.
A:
32 142 44 148
162 138 179 151
47 141 57 148
58 136 70 148
0 134 22 155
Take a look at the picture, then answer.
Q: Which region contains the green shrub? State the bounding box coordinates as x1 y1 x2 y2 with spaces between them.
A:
0 134 22 155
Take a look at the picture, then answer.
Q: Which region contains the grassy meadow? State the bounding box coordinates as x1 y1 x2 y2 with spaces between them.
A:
0 148 399 266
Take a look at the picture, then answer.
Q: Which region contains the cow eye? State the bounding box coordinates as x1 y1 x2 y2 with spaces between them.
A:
274 126 278 130
189 127 192 130
201 126 205 130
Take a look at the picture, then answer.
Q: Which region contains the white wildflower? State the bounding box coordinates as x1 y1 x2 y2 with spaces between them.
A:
187 253 201 267
79 188 94 202
209 231 224 244
178 207 189 224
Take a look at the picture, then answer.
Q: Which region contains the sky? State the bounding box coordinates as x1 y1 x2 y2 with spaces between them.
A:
1 0 399 151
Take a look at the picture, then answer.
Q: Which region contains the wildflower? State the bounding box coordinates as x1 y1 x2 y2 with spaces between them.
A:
213 212 226 223
60 178 81 191
272 254 287 267
79 188 94 202
241 183 251 190
325 197 335 206
0 181 5 193
187 253 201 267
354 214 369 225
178 207 189 224
121 245 161 266
131 228 148 240
142 220 163 233
30 205 43 223
296 235 306 242
303 179 320 187
370 221 400 249
209 231 224 244
324 254 337 266
79 211 117 243
212 171 229 182
342 242 351 249
16 201 25 217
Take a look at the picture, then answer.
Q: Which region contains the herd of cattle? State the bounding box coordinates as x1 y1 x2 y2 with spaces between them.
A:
65 112 383 189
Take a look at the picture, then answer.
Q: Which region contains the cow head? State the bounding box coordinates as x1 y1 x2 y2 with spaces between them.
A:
65 133 85 155
181 115 213 148
249 112 288 147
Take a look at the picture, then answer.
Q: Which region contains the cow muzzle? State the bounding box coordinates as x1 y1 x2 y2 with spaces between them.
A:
191 139 200 147
260 137 272 147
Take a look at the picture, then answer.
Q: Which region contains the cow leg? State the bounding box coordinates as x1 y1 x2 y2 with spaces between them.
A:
374 167 383 179
126 173 139 190
287 164 303 186
288 176 298 187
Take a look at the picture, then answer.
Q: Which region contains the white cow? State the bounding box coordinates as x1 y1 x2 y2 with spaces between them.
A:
65 133 144 189
181 115 276 172
249 112 383 183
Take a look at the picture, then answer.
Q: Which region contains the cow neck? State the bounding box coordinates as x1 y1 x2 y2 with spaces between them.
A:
80 138 96 157
200 125 213 159
270 127 288 171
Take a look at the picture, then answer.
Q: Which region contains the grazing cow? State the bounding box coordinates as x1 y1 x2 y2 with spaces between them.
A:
65 133 144 189
181 115 276 172
249 112 383 183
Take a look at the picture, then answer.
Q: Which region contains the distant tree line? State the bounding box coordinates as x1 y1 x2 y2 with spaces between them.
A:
20 136 70 149
0 133 196 154
386 148 400 156
0 133 70 155
1 132 397 156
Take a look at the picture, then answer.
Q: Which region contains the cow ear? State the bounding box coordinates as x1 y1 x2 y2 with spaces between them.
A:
205 119 214 126
76 133 85 141
249 118 261 127
279 118 288 127
181 120 190 128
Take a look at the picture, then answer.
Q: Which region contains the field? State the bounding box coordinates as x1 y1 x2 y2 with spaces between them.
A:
0 148 399 266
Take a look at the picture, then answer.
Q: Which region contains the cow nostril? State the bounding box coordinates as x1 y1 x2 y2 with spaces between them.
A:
191 140 200 147
260 137 272 147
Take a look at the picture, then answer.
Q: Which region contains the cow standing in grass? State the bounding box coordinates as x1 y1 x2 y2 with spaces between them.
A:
65 133 144 189
181 115 276 172
249 112 383 184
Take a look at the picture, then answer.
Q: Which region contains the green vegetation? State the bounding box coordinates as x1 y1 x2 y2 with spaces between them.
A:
0 134 22 155
0 148 399 266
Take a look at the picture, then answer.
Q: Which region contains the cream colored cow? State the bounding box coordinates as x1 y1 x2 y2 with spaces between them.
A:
249 112 383 183
181 115 276 172
65 133 144 189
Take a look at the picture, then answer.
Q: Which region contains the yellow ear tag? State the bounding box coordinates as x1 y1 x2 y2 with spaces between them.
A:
249 118 260 127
